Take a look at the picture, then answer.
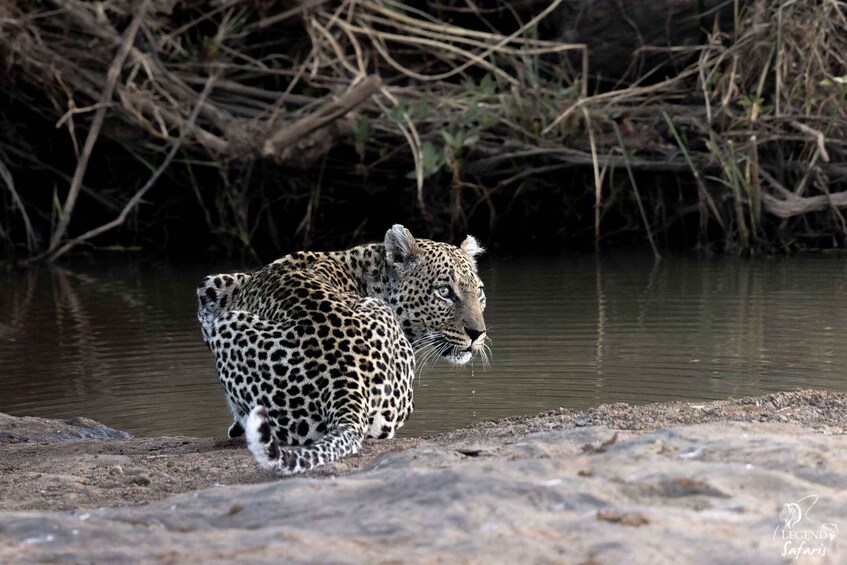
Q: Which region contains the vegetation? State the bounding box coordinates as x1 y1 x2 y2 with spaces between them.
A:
0 0 845 261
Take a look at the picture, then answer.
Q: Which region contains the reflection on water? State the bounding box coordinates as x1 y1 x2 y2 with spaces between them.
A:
1 254 846 438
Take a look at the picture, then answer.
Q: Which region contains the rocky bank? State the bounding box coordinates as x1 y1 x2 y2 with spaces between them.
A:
0 390 845 563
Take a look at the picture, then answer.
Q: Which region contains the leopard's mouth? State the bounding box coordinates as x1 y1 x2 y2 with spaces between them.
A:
415 334 477 366
445 350 473 365
440 341 474 365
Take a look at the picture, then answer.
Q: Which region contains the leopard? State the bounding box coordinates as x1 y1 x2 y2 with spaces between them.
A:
197 224 488 475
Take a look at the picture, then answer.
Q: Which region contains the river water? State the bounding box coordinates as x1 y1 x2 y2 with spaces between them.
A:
2 253 846 438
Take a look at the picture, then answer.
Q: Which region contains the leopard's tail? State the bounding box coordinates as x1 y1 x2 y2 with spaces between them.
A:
245 406 364 475
196 272 251 344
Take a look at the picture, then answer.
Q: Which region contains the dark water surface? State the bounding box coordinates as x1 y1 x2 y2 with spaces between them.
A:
2 254 846 438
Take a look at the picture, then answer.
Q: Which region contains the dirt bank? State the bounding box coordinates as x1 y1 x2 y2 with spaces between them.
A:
0 390 844 563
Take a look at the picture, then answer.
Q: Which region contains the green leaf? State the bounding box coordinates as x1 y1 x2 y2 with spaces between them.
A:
387 101 408 122
462 134 479 147
412 96 430 120
480 73 497 96
351 117 372 160
406 140 445 179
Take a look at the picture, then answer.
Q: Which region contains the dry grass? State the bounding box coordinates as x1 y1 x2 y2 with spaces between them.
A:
0 0 845 258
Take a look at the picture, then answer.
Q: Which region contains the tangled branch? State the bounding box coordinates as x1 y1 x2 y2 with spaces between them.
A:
0 0 845 257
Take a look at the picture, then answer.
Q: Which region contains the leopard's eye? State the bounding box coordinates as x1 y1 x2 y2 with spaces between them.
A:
478 287 486 301
435 285 453 299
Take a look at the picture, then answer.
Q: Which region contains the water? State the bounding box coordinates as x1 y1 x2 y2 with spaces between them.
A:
2 254 846 438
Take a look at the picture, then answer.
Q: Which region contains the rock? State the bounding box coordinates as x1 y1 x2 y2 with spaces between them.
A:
581 432 618 453
596 509 649 526
129 474 151 487
0 421 844 563
0 390 844 563
0 414 132 444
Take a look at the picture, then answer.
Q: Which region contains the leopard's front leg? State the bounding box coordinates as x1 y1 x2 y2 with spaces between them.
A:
226 396 248 438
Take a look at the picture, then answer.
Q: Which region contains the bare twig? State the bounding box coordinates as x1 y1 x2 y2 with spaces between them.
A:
613 122 661 259
0 156 37 252
47 0 152 254
47 76 216 262
582 108 603 253
256 0 331 30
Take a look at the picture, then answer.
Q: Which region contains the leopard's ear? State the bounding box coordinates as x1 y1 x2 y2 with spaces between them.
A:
384 224 420 271
460 235 485 259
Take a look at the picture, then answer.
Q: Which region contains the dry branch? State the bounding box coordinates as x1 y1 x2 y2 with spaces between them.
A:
47 76 216 261
763 192 847 220
0 157 36 252
47 0 152 254
0 0 845 256
262 74 383 162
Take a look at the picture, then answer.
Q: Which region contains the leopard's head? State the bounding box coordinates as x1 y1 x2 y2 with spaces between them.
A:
383 224 488 365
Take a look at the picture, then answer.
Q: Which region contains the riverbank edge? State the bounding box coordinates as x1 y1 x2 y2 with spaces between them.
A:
1 390 845 563
0 389 843 513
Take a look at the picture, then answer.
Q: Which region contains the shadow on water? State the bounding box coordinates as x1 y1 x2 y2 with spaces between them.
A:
1 254 846 438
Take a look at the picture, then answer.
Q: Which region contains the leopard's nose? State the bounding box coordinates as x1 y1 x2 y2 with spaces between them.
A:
464 326 485 344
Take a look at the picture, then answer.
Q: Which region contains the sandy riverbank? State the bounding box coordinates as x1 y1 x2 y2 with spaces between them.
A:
0 390 844 563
